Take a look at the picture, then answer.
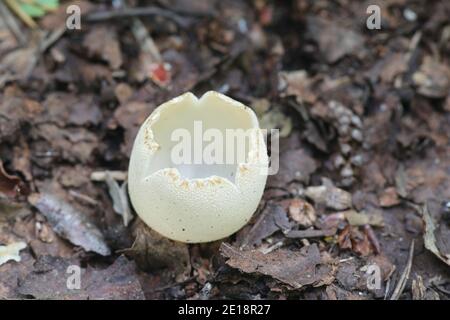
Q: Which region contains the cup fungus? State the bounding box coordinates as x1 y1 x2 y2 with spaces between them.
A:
128 91 268 243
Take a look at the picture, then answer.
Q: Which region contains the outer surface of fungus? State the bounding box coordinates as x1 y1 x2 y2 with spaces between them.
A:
128 91 268 243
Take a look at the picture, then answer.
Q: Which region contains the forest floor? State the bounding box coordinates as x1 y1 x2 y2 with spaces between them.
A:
0 0 449 300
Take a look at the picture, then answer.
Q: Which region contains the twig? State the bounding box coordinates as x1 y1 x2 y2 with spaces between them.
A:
86 7 192 28
384 277 391 299
390 240 415 300
131 18 162 62
0 0 26 45
4 0 37 29
259 241 284 254
69 190 99 206
24 27 66 79
285 228 337 239
90 170 127 182
364 224 381 254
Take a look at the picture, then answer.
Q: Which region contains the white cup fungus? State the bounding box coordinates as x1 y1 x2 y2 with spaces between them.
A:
128 91 268 243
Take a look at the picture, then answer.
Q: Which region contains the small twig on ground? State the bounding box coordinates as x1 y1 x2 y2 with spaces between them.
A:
131 18 162 63
4 0 37 29
86 7 192 28
390 240 415 300
384 277 391 299
0 1 26 45
259 241 284 254
364 224 381 254
69 190 99 206
90 170 127 182
285 228 337 239
24 27 66 80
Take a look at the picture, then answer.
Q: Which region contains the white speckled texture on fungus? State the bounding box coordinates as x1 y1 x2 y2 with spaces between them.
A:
128 91 268 243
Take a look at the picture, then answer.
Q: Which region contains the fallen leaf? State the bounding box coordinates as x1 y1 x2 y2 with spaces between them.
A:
0 160 29 197
364 225 381 255
337 225 373 256
379 52 407 84
12 137 32 181
326 284 366 300
421 203 450 266
306 16 365 63
28 192 111 256
0 247 35 299
0 199 30 222
114 83 134 104
412 275 440 300
268 148 318 187
305 182 352 211
83 26 123 69
33 124 99 163
123 221 191 281
0 241 27 266
379 187 401 207
18 255 144 299
288 198 316 228
279 70 317 104
413 56 450 98
259 108 292 138
0 47 36 85
238 202 291 248
105 171 133 227
285 228 336 239
221 243 336 289
344 209 384 227
113 101 154 157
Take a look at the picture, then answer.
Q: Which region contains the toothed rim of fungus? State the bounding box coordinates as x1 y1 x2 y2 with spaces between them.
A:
128 91 269 243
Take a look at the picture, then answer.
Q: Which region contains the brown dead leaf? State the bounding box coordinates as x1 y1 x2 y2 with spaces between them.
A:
288 198 316 228
413 56 450 98
306 16 365 63
0 248 35 299
115 83 134 104
337 225 373 256
379 187 401 207
28 192 111 256
0 160 29 198
12 137 32 181
18 255 144 299
0 90 43 143
238 202 291 248
123 221 191 281
279 70 318 104
83 26 123 70
259 108 292 138
422 202 450 266
33 124 98 163
305 181 352 211
344 209 384 227
221 243 336 289
113 101 154 157
40 93 102 127
379 52 407 83
335 253 393 297
268 148 318 187
0 47 36 85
